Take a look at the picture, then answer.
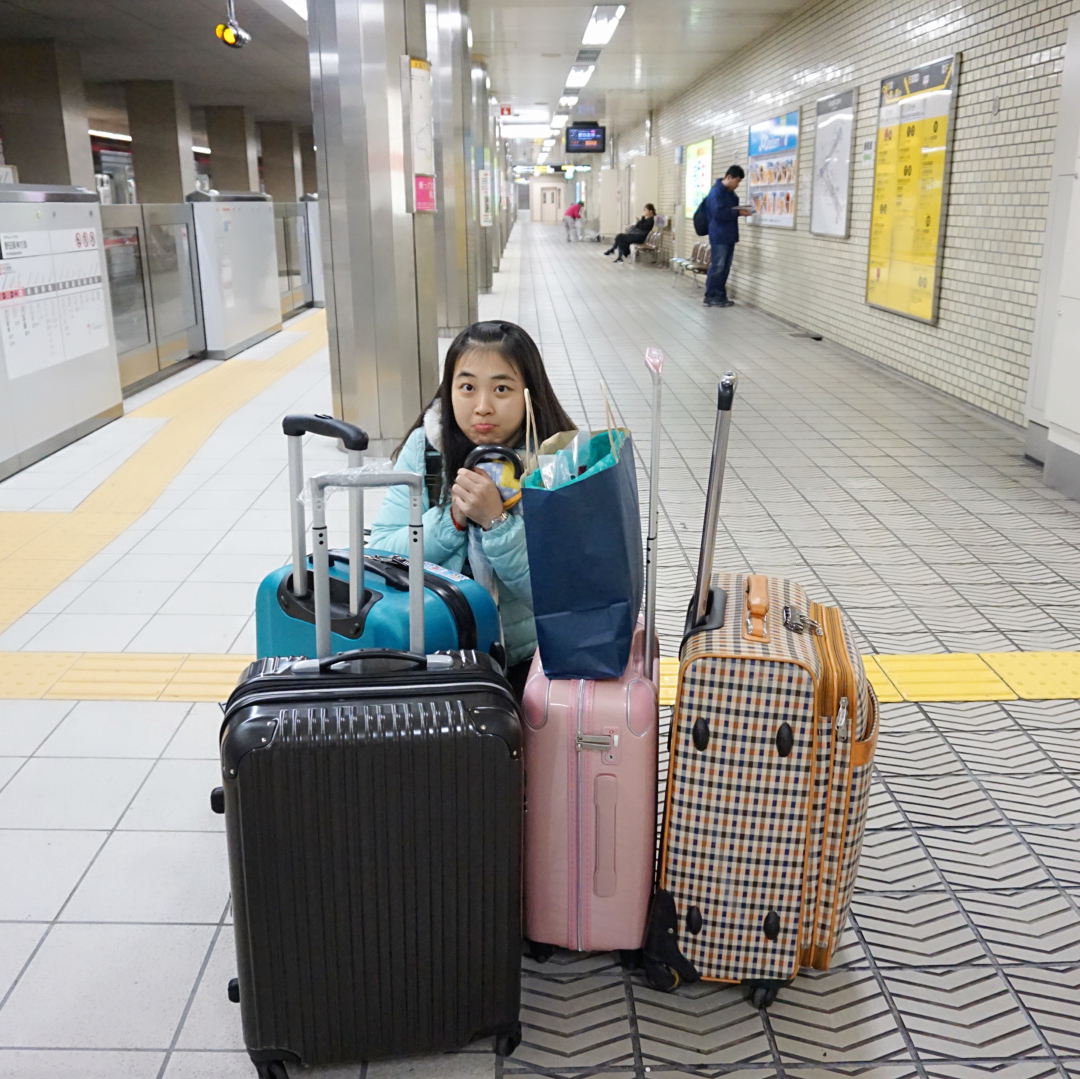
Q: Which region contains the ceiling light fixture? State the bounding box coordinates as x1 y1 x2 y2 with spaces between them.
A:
582 4 626 46
87 129 132 142
550 114 570 129
215 0 252 47
564 65 595 88
193 145 212 154
558 95 579 108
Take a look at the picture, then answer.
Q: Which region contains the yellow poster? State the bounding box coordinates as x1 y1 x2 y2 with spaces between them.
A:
685 139 714 218
866 55 957 323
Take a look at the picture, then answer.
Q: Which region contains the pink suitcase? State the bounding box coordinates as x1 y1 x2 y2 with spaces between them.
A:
521 348 664 958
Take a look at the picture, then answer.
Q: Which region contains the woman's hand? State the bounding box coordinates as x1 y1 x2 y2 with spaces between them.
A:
452 468 505 529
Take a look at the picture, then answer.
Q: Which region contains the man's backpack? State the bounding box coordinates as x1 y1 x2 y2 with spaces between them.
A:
693 197 709 237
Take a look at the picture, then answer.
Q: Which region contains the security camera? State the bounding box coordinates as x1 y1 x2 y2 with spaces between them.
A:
215 0 251 48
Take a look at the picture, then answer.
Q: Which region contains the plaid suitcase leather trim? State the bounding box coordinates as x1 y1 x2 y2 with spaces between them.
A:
656 572 879 985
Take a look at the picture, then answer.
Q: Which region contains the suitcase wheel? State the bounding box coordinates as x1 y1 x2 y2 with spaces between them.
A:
525 938 556 964
254 1062 288 1079
747 983 781 1009
644 961 681 993
618 948 644 971
495 1020 522 1057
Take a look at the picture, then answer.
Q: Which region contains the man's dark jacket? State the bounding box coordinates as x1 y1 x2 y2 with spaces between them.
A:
705 180 741 245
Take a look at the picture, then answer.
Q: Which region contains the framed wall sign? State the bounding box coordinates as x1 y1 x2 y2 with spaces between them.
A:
811 89 857 238
866 54 959 323
684 138 713 217
746 110 799 228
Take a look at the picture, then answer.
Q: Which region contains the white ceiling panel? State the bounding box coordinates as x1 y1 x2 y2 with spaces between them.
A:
472 0 818 161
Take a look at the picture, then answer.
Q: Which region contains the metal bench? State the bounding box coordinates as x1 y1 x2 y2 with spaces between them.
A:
631 215 667 264
671 241 711 286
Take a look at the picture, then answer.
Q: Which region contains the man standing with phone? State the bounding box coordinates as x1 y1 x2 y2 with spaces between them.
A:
703 166 755 308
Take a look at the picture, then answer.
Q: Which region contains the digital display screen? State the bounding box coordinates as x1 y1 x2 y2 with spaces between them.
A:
565 125 606 153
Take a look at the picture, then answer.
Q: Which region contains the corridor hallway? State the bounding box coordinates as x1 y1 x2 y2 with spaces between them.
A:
0 221 1078 1077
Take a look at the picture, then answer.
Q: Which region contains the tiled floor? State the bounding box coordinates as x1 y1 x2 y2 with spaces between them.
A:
0 222 1078 1078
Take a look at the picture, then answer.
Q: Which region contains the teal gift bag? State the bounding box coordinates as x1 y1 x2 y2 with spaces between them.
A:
522 428 643 679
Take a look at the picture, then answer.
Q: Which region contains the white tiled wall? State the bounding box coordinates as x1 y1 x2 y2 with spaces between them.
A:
607 0 1077 424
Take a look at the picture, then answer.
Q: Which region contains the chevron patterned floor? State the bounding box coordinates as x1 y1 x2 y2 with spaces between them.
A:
1 223 1079 1078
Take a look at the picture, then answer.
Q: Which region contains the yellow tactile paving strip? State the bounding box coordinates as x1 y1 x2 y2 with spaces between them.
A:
0 652 254 701
0 312 327 636
0 649 1073 704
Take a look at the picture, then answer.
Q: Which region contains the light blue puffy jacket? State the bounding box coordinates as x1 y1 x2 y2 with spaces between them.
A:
368 420 536 666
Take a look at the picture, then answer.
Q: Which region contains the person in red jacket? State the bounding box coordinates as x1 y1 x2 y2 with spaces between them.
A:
563 201 584 241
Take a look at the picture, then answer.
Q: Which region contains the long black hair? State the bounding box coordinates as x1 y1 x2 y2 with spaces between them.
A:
394 321 575 504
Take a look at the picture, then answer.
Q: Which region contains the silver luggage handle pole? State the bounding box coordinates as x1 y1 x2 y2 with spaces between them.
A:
690 372 738 630
347 450 364 616
310 470 425 658
281 414 368 601
643 346 665 680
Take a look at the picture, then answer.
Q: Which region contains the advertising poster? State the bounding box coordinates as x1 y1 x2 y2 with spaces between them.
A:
684 138 713 218
479 169 493 227
746 111 799 228
409 58 436 213
866 54 958 323
811 90 856 238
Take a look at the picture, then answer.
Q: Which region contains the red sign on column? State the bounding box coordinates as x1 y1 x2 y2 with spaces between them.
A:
499 104 513 117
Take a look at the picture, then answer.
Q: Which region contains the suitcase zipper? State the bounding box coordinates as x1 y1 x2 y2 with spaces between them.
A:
575 679 587 952
807 602 856 966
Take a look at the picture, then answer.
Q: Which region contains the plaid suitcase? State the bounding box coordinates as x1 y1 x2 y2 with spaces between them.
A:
643 374 879 1006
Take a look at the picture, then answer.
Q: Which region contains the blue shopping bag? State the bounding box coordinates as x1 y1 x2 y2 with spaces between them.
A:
522 429 644 679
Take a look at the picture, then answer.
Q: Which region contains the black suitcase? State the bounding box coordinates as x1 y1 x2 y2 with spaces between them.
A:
212 464 523 1077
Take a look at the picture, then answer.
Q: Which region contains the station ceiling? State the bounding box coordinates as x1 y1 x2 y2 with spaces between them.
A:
0 0 814 152
0 0 310 128
470 0 819 162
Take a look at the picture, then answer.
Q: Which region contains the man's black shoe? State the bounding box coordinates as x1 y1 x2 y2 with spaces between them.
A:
704 299 723 306
718 300 735 307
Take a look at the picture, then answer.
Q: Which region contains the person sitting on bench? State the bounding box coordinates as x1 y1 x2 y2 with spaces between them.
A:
604 204 656 263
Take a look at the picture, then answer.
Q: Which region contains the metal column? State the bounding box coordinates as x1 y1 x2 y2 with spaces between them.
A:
308 0 439 449
471 60 493 294
427 0 477 336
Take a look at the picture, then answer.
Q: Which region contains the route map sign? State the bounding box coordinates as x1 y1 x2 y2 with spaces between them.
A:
866 55 959 323
810 89 856 238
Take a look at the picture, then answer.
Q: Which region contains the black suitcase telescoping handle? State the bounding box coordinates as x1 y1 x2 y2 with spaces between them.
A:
291 648 454 674
283 414 369 613
282 414 369 450
309 468 426 658
688 371 738 634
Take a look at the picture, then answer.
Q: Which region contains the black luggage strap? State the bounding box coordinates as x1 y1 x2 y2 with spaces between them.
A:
423 439 443 506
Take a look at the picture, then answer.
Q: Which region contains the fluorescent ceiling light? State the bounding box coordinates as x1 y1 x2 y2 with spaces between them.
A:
559 95 579 108
193 145 212 154
88 129 131 142
467 27 473 47
582 4 625 46
551 114 570 129
565 65 595 88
